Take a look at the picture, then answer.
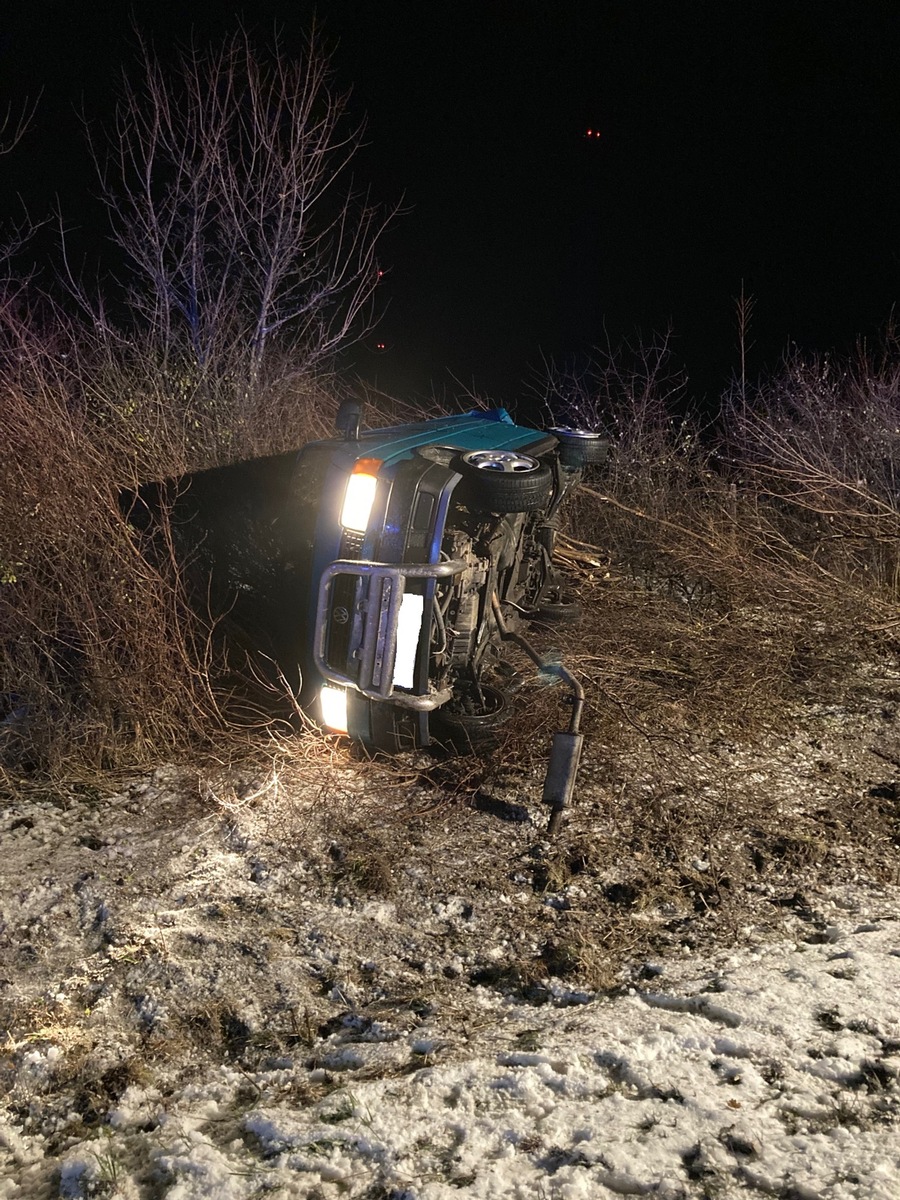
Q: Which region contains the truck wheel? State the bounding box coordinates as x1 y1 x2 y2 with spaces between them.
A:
549 427 609 468
433 682 510 751
534 581 582 624
536 598 582 624
454 449 553 512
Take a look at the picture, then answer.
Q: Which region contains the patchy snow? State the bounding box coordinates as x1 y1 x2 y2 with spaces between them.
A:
4 900 900 1198
3 687 900 1197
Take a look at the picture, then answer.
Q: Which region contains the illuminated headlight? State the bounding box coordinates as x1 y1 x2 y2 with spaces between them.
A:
319 685 349 734
340 458 382 532
392 592 424 689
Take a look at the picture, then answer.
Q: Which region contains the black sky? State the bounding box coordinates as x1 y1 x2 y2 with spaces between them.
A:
2 0 899 406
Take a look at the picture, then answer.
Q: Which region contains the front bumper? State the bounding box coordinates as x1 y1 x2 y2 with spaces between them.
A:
313 558 467 710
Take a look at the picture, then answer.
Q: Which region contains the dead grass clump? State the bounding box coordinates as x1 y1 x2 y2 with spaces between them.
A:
0 303 387 783
0 346 220 776
81 345 341 481
547 337 900 753
0 337 342 781
329 836 396 897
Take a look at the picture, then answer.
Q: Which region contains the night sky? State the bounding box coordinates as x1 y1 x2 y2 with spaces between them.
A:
2 1 899 407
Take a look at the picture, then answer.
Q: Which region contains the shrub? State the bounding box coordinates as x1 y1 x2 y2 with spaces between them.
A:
547 337 900 743
0 29 388 776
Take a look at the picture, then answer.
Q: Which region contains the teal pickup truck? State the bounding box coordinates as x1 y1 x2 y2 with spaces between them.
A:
129 406 605 825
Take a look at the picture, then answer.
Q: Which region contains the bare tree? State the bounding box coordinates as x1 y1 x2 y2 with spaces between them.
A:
76 28 389 412
734 279 755 401
0 97 39 157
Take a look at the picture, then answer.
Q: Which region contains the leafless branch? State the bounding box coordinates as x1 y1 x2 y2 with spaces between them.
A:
0 96 39 156
72 27 392 401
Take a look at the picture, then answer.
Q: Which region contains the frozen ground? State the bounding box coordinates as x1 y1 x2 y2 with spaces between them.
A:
2 681 900 1198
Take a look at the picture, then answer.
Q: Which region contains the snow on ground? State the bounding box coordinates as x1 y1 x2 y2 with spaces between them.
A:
4 894 900 1199
3 683 900 1198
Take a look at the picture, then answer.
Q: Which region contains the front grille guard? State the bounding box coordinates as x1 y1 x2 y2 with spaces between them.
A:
314 559 467 711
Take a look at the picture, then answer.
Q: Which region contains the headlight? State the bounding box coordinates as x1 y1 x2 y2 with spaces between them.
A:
319 685 349 734
340 458 382 532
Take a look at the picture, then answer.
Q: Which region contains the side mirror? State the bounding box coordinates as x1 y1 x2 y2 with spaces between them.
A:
335 399 363 441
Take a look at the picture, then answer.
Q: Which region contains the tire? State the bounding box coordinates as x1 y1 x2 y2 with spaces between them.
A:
534 580 582 625
433 682 510 751
549 427 609 468
454 449 553 513
535 599 582 624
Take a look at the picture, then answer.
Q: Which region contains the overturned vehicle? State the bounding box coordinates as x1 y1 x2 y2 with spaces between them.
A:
129 406 605 825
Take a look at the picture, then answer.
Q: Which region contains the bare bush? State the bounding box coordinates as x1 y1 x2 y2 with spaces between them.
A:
0 301 222 775
542 332 690 464
65 27 390 475
548 338 900 746
551 334 900 619
0 28 399 775
542 336 718 600
725 340 900 604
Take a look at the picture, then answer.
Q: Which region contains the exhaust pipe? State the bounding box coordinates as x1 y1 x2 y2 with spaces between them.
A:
491 595 584 834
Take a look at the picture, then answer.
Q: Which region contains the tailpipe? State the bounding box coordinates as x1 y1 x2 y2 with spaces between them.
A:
491 595 585 834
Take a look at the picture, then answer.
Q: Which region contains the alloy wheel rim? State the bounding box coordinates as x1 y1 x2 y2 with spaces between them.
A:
462 450 537 474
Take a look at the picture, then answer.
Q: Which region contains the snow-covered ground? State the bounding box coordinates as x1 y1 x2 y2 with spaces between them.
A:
5 884 900 1199
3 685 900 1198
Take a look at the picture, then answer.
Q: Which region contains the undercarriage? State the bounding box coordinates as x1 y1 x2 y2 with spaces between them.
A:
431 505 558 719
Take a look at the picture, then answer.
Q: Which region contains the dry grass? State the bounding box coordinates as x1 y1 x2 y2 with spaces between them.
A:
543 338 900 748
0 305 346 779
0 368 209 775
4 305 900 809
1 25 391 780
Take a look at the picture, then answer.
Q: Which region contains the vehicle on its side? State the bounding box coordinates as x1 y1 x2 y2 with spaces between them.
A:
128 406 606 824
